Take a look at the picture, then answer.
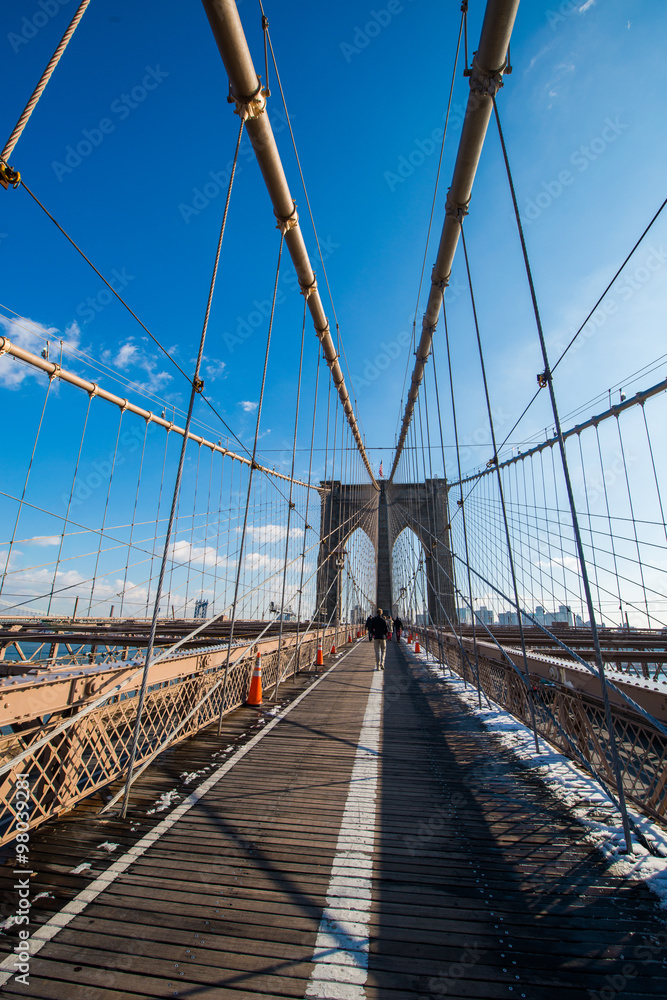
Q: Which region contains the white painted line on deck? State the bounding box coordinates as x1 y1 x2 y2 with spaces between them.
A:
0 647 360 988
305 669 383 1000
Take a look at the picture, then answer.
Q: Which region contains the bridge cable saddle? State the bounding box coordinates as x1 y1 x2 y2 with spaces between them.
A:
275 200 299 234
229 78 267 122
445 192 470 223
469 54 506 97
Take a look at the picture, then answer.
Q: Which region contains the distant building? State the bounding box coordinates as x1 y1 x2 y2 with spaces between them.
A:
475 605 495 626
457 607 471 625
498 610 518 626
193 598 209 619
268 601 296 621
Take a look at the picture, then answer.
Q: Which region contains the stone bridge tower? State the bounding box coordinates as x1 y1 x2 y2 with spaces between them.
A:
316 478 456 627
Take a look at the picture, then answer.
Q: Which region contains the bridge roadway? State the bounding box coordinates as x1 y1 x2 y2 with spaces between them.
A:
1 640 665 998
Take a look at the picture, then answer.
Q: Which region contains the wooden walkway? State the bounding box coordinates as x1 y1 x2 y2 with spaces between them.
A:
1 639 665 998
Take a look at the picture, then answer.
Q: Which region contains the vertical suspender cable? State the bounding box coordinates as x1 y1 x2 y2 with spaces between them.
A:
0 376 52 600
460 225 540 751
274 299 307 700
492 96 634 852
217 232 284 732
122 120 245 815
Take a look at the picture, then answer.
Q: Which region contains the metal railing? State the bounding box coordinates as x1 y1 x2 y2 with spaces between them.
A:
0 626 338 846
412 626 667 824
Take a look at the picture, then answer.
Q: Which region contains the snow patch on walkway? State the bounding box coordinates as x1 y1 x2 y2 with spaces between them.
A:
409 648 667 911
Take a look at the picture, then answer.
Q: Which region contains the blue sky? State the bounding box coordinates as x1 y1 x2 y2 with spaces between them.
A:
1 0 666 481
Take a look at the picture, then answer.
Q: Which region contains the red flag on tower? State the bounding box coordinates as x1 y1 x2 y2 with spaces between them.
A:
379 461 384 478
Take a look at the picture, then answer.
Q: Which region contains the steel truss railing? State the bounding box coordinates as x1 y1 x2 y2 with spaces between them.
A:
414 625 667 827
0 626 337 847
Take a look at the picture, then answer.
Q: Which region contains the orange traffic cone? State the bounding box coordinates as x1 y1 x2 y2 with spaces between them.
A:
330 639 336 655
356 628 361 639
316 639 324 666
408 633 413 644
246 652 262 706
415 639 421 653
347 630 353 643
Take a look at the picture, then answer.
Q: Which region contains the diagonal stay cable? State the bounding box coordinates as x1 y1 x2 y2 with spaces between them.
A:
461 192 667 476
120 120 245 818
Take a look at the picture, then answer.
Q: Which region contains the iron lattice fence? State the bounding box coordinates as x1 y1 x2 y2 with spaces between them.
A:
0 628 338 847
415 628 667 824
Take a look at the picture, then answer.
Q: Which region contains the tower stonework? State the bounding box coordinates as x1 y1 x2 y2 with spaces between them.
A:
316 479 456 627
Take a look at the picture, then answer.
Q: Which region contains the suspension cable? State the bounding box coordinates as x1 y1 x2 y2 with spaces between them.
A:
121 120 245 816
1 0 92 163
492 94 635 851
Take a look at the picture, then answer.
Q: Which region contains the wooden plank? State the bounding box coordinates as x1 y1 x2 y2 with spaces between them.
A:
1 640 664 1000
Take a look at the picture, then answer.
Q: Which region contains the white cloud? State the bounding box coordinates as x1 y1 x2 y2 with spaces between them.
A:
27 535 60 547
205 357 226 380
245 524 304 545
578 0 596 13
239 400 258 413
100 337 172 394
244 552 283 574
0 315 81 388
169 539 228 568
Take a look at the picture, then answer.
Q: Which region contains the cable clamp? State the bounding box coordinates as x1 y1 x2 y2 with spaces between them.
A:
445 191 469 223
0 161 21 190
275 200 299 234
0 337 10 357
88 381 99 397
230 78 267 121
431 270 450 291
251 460 260 470
486 454 498 469
304 523 312 530
193 377 204 394
299 275 317 299
314 322 330 341
536 369 550 388
120 398 129 412
469 53 506 97
48 364 62 382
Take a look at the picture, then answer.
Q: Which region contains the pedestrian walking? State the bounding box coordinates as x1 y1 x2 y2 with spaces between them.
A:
366 614 374 642
393 616 403 643
369 607 389 669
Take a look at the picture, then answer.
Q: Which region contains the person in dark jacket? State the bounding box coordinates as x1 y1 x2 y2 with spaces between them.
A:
393 616 403 642
365 614 374 642
369 608 389 669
